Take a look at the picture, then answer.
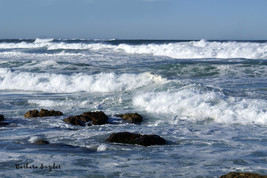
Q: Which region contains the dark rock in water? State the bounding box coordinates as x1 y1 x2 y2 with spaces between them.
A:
0 122 9 126
82 111 108 125
0 115 8 126
107 132 141 144
134 134 166 146
63 111 108 126
33 139 50 145
0 115 4 121
63 115 88 126
24 109 63 118
220 172 267 178
38 109 63 117
24 109 39 118
118 113 143 124
106 132 166 146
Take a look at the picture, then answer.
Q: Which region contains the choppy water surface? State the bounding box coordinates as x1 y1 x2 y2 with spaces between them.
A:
1 39 267 177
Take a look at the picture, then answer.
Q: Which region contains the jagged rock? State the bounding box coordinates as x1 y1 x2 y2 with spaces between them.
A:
24 109 63 118
38 109 63 117
0 115 4 121
24 109 39 118
220 172 267 178
63 115 89 126
33 139 50 145
118 113 143 124
106 132 166 146
63 111 108 126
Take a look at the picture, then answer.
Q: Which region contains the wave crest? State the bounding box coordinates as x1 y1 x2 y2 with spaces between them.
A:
133 89 267 124
0 69 165 93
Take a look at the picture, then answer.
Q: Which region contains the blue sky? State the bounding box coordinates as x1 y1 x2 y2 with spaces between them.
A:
0 0 267 40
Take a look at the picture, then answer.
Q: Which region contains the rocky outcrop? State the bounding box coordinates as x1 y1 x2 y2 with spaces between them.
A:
106 132 166 146
220 172 267 178
63 111 109 126
117 113 143 124
24 109 63 118
33 139 50 145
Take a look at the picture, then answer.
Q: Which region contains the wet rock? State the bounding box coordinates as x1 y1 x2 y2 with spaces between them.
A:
82 111 108 125
63 111 108 126
38 109 63 117
33 139 50 145
63 115 89 126
106 132 166 146
24 109 39 118
0 115 4 121
24 109 63 118
220 172 267 178
0 115 8 126
118 113 143 124
0 122 9 126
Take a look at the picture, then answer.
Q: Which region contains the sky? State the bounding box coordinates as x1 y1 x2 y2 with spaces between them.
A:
0 0 267 40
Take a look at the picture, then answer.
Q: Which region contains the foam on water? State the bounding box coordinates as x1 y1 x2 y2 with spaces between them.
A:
117 40 267 59
1 39 267 59
0 68 165 93
133 88 267 125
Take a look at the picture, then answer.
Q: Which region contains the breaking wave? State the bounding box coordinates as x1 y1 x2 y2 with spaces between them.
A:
0 68 165 93
133 88 267 125
0 39 267 59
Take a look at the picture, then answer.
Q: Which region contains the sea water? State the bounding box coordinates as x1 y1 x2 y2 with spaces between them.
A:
0 39 267 177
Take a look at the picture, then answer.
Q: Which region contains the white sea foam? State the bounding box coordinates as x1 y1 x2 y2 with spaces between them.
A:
133 88 267 125
0 69 165 93
1 40 267 59
34 38 54 43
117 40 267 59
28 99 90 108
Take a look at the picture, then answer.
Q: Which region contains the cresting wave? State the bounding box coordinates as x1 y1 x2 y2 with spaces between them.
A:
133 88 267 125
0 39 267 59
0 68 165 93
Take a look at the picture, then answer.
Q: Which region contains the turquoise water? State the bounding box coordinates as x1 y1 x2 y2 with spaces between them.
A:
1 39 267 177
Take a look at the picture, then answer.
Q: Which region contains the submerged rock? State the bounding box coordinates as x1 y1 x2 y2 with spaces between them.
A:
220 172 267 178
63 111 108 126
0 122 9 126
106 132 166 146
24 109 63 118
0 115 4 121
33 139 50 145
0 115 8 126
118 113 143 124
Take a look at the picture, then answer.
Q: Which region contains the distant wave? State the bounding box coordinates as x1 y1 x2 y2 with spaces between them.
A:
0 39 267 59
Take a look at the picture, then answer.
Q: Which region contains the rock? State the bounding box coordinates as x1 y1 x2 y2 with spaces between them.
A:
106 132 166 146
220 172 267 178
107 132 141 144
63 115 89 126
134 134 166 146
0 115 8 126
63 111 108 126
33 139 50 145
0 122 9 126
82 111 108 125
24 109 63 118
24 109 39 118
0 115 4 121
118 113 143 124
38 109 63 117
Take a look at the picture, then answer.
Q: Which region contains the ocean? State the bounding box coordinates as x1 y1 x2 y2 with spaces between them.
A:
0 39 267 177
